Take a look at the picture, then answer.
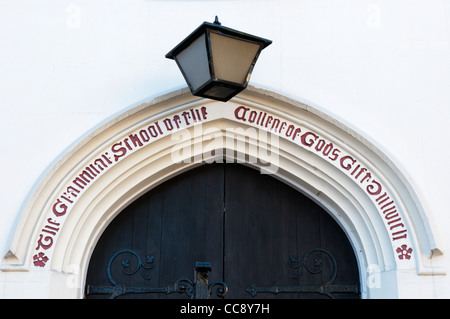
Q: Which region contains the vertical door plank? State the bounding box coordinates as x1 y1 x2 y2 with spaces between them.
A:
224 164 299 299
158 165 224 298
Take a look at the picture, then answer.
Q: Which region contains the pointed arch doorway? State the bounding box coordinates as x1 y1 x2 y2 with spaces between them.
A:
3 86 443 299
85 163 360 299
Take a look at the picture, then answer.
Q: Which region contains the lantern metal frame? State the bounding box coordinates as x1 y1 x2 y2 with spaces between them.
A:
165 17 272 102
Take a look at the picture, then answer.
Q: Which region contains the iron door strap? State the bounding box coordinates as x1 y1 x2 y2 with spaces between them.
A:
246 283 360 297
86 250 228 299
246 248 360 298
86 248 358 299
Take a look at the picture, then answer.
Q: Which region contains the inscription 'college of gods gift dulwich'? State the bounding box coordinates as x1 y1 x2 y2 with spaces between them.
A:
233 106 411 259
32 105 412 268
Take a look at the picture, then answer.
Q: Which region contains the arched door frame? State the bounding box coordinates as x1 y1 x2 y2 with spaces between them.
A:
1 86 444 298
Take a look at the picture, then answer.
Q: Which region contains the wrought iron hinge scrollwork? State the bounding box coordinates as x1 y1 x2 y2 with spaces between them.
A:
86 250 228 299
246 248 360 298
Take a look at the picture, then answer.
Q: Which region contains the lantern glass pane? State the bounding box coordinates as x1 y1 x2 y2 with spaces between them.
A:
210 32 261 84
175 33 211 91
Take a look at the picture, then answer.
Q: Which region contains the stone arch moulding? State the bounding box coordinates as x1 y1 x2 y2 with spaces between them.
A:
1 86 445 298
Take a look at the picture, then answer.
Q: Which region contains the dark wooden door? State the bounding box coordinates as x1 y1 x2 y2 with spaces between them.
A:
85 164 360 299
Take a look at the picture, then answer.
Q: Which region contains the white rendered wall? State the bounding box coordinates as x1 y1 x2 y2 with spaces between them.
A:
1 0 449 298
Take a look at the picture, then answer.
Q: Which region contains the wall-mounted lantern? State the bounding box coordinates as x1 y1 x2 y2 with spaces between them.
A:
166 17 272 102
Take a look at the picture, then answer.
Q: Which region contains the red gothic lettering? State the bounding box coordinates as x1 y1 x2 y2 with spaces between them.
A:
112 142 127 162
181 111 191 125
322 142 333 157
377 194 390 205
36 234 54 250
94 158 107 171
385 210 399 220
390 223 404 231
73 177 87 190
285 125 294 137
102 153 113 164
265 115 273 128
279 121 287 134
351 164 360 175
148 125 159 138
195 109 202 122
154 121 163 134
248 111 257 123
355 167 367 179
123 138 132 151
89 164 100 175
388 217 402 225
271 118 280 131
61 193 73 204
66 186 80 197
392 230 407 241
260 112 267 125
380 201 395 211
47 218 60 226
201 106 208 120
329 148 341 161
383 206 397 214
42 225 59 236
163 118 173 131
139 129 150 142
190 109 197 122
129 133 143 148
79 168 96 183
173 115 182 129
291 128 301 141
301 132 319 147
315 139 326 152
256 111 263 125
360 172 372 183
376 192 388 202
340 155 356 171
52 199 68 217
234 106 250 121
367 180 382 195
